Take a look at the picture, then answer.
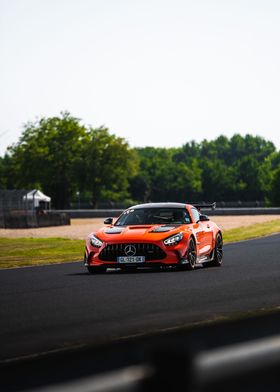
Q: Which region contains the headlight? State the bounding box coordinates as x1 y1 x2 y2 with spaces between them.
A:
164 232 183 246
90 235 103 248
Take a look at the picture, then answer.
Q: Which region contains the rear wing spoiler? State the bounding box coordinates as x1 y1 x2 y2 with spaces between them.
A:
192 202 216 211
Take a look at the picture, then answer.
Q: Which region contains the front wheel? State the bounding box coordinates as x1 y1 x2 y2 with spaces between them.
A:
180 237 197 271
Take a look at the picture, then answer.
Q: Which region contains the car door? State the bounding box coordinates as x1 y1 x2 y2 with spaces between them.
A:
198 218 214 255
190 208 212 256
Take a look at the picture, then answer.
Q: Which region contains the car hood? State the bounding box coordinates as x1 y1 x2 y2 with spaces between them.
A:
90 224 186 242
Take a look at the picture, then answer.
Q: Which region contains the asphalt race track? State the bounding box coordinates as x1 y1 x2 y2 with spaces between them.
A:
0 234 280 362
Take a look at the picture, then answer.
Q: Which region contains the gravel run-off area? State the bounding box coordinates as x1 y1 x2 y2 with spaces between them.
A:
0 215 280 240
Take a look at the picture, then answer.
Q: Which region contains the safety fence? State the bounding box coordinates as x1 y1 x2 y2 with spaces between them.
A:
0 189 70 228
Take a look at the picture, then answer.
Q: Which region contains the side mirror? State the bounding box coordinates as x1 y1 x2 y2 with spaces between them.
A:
199 214 210 222
104 217 113 225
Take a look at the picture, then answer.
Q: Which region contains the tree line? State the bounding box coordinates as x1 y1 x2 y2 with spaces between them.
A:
0 112 280 208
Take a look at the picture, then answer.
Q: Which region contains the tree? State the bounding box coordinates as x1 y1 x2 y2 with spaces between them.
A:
129 174 150 202
0 154 17 189
232 156 271 200
0 157 5 188
6 113 139 208
200 159 240 201
267 151 280 205
271 167 280 206
81 127 138 207
199 134 275 201
132 147 202 203
3 115 279 207
7 112 88 208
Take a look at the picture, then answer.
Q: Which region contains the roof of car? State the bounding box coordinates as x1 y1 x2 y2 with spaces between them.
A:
129 202 189 209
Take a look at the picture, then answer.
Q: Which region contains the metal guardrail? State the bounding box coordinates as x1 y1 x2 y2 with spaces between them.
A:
56 207 280 218
208 207 280 216
56 209 125 218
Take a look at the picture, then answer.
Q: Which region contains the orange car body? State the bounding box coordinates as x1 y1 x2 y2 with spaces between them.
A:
84 202 223 272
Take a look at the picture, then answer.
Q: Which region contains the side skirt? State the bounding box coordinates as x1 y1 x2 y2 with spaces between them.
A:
180 251 214 267
195 250 214 265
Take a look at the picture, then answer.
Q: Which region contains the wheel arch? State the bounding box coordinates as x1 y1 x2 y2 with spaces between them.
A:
181 233 196 260
216 230 223 241
188 233 196 247
213 229 223 248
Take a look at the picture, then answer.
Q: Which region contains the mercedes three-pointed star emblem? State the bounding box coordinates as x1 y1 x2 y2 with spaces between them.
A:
124 244 136 256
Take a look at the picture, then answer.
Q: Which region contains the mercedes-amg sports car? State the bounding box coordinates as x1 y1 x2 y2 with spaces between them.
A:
84 202 223 273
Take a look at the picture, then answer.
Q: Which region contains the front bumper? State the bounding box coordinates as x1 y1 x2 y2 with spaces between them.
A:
85 240 188 267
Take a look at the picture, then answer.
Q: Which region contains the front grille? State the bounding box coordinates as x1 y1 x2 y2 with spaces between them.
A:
99 243 166 261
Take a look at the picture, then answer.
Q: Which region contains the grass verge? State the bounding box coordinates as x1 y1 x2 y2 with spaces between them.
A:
0 237 84 269
0 219 280 269
223 218 280 243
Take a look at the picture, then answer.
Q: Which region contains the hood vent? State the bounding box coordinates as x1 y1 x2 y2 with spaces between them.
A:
128 226 152 230
105 228 123 234
151 226 176 233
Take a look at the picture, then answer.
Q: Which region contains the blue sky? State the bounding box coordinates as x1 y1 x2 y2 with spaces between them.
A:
1 0 280 155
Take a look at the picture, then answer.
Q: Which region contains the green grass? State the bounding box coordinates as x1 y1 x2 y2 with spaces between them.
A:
223 219 280 243
0 219 280 269
0 237 84 269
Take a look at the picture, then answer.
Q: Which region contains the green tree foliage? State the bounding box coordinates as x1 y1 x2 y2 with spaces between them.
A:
1 113 280 206
268 152 280 205
271 167 280 205
0 154 16 189
3 112 138 208
0 157 4 188
133 147 202 202
7 112 87 208
130 134 278 204
80 127 138 207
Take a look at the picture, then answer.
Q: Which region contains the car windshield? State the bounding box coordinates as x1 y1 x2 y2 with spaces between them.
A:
115 207 191 226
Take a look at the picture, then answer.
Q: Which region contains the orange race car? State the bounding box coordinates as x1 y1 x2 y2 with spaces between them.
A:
84 202 223 273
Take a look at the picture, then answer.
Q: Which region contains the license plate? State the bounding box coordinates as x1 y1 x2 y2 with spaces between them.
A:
117 256 145 263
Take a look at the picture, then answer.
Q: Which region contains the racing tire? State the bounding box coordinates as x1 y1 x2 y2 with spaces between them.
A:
87 266 106 274
211 232 223 266
186 238 197 270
